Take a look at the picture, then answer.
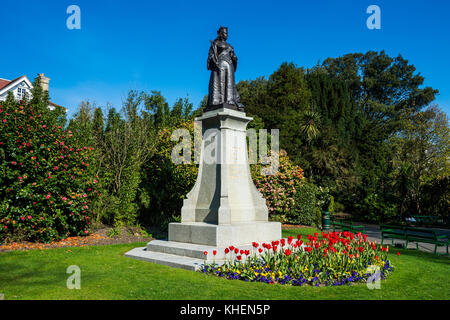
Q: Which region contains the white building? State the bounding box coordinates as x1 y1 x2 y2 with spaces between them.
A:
0 73 67 112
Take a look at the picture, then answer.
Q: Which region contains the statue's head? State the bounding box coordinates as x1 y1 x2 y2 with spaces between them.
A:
217 26 228 41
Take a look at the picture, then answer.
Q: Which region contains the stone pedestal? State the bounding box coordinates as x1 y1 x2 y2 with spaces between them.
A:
126 108 281 269
169 108 281 246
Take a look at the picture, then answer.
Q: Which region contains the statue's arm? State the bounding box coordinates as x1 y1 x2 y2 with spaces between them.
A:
207 45 216 71
230 46 238 71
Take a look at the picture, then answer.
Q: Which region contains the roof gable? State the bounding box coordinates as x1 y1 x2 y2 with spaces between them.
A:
0 75 33 95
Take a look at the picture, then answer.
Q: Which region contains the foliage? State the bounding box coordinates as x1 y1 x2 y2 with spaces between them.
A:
238 63 312 164
389 105 450 216
0 85 98 243
201 231 394 287
419 177 450 223
355 193 398 223
290 183 318 226
251 149 306 222
139 121 198 227
322 51 439 221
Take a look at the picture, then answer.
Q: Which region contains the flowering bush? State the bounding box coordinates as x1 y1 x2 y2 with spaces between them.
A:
201 231 394 287
0 96 98 243
251 149 306 222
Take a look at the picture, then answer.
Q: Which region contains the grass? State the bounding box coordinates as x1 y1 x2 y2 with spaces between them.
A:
0 228 449 300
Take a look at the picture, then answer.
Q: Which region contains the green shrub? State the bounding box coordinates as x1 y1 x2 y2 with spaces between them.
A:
328 195 335 215
290 182 318 226
334 201 345 214
138 121 198 226
355 192 398 223
0 95 98 243
419 177 449 222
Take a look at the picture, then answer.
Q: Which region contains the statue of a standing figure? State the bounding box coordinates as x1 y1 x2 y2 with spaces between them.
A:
206 26 244 111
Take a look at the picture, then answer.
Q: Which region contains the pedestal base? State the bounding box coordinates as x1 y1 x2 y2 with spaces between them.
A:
204 103 244 113
168 221 281 247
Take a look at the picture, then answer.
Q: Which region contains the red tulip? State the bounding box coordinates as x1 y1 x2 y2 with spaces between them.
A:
213 250 217 256
203 251 208 256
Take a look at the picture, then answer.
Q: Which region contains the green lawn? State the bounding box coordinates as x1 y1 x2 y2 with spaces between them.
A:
0 228 449 300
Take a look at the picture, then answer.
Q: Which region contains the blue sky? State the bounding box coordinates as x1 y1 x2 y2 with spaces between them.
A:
1 0 449 119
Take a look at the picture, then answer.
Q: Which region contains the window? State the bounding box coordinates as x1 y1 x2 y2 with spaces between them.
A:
17 87 26 99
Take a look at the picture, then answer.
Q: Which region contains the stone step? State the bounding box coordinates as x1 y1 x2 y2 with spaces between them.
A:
146 239 257 261
125 247 226 271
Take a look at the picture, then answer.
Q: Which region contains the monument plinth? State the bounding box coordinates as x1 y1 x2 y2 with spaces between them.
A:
169 108 281 246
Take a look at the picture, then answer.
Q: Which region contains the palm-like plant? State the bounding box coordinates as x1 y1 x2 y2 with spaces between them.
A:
299 110 321 144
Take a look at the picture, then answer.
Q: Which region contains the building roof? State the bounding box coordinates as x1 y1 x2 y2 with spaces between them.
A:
48 101 64 109
0 79 11 90
0 75 29 92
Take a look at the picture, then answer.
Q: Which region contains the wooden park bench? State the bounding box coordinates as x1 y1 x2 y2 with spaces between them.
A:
331 220 366 234
405 227 449 255
380 225 407 245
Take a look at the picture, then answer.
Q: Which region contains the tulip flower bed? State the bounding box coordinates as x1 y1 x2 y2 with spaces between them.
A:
200 231 394 287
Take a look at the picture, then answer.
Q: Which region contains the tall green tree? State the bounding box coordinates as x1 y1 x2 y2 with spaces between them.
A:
390 105 449 215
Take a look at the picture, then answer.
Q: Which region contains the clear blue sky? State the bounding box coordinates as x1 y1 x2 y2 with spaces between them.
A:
1 0 449 119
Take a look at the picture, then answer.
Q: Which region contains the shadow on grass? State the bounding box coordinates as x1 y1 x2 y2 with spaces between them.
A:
395 247 450 266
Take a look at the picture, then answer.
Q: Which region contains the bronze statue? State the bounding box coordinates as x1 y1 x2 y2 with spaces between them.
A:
206 26 244 111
